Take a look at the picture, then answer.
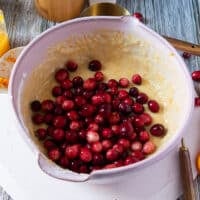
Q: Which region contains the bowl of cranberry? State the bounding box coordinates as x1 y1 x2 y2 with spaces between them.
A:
9 16 194 182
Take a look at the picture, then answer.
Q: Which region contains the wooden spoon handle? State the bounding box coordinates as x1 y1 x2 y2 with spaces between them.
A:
164 36 200 56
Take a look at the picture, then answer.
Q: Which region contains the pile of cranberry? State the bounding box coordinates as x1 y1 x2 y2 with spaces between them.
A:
30 59 166 173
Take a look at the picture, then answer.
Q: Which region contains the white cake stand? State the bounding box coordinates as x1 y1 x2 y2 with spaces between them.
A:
0 93 199 200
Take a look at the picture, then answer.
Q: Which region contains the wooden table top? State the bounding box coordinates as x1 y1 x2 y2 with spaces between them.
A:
0 0 200 199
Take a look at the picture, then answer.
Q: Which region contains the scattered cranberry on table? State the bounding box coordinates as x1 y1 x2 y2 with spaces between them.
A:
133 12 144 22
30 59 167 173
192 70 200 82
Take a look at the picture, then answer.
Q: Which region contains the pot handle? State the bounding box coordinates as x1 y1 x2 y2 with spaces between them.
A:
38 154 90 182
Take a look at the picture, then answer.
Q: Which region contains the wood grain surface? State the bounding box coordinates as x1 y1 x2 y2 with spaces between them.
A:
0 0 200 199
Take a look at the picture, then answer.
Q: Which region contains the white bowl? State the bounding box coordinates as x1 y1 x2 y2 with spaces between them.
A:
9 16 194 183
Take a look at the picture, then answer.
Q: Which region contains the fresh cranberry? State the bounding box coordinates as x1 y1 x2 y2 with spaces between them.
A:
112 98 121 110
111 125 121 135
83 78 97 91
94 71 104 82
52 86 63 97
113 144 124 154
108 79 118 88
148 100 160 113
62 100 75 111
109 112 120 124
124 156 138 165
94 114 104 124
86 130 100 143
132 74 142 85
88 60 102 71
150 124 165 137
118 102 132 114
132 103 144 114
98 82 108 91
98 104 112 117
54 105 64 115
119 121 134 136
139 113 152 126
88 122 99 131
102 140 113 151
46 126 55 136
32 113 44 125
30 100 41 112
63 90 73 98
133 12 143 22
143 141 156 154
43 139 56 151
92 154 104 165
114 160 124 167
118 138 130 149
73 87 84 96
72 76 83 87
56 96 66 105
80 147 92 162
52 128 65 141
78 130 86 141
131 151 145 160
104 163 117 169
129 87 139 97
139 131 150 142
43 113 53 125
80 104 96 117
35 128 47 140
124 97 134 106
118 90 129 100
128 132 137 141
41 100 54 113
74 96 86 107
102 128 113 139
133 117 144 127
119 78 130 88
103 93 112 103
55 68 69 83
48 148 61 161
109 87 118 95
91 142 103 153
53 116 67 128
192 71 200 81
136 93 148 104
66 60 78 72
79 165 89 173
131 141 143 151
195 97 200 106
65 145 80 159
70 121 81 131
61 79 73 90
182 52 191 59
59 156 69 168
69 160 81 173
83 90 94 99
106 149 119 161
91 94 104 105
67 110 79 121
65 131 79 144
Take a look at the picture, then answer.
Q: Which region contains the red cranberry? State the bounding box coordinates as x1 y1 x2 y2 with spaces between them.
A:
109 112 120 124
132 74 142 85
47 126 55 136
61 79 72 90
150 124 166 137
52 128 65 141
67 110 79 121
92 154 104 165
70 121 81 131
131 141 143 151
53 116 67 128
83 78 97 91
114 160 124 167
136 93 148 104
120 121 134 136
91 142 103 153
80 147 92 162
192 71 200 81
124 156 138 165
60 142 68 152
75 96 86 107
78 130 86 141
88 122 99 131
32 113 44 125
104 163 117 169
108 79 118 88
35 128 47 140
66 60 78 72
102 93 112 103
113 144 124 154
91 94 104 105
65 131 79 144
59 156 69 168
132 103 144 114
55 96 66 105
52 86 63 97
139 131 150 142
118 90 129 100
94 114 104 124
129 87 139 97
41 100 54 113
98 104 112 117
63 90 73 98
44 113 54 125
73 87 84 96
54 105 63 115
139 113 152 126
106 149 119 161
148 100 160 113
83 90 94 99
133 12 143 22
195 97 200 106
48 148 61 161
80 104 96 117
94 71 104 82
118 138 130 149
112 98 121 110
102 128 113 139
30 100 41 112
79 165 89 173
111 125 121 135
55 68 69 83
86 130 100 143
133 117 144 127
69 160 81 173
118 102 132 114
143 141 156 154
84 117 93 125
88 60 102 71
65 145 80 159
131 151 145 160
119 78 130 88
72 76 83 87
128 132 137 141
43 139 56 151
102 140 113 151
182 52 191 59
62 100 74 111
98 82 108 91
109 87 118 95
124 97 134 106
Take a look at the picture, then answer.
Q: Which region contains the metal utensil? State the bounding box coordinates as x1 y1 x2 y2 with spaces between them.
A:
81 2 200 56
